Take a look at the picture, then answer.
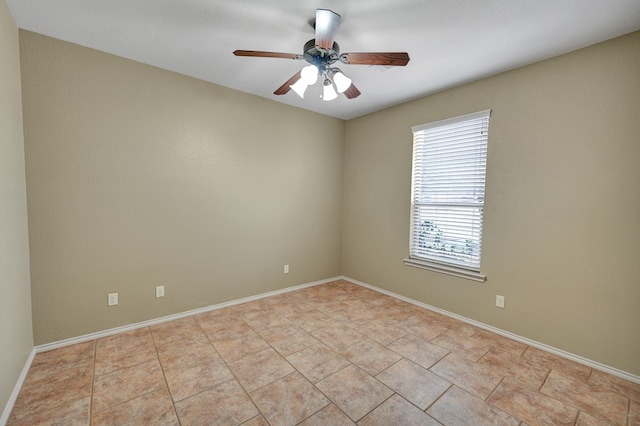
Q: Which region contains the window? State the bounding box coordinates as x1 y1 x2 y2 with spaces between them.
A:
404 110 490 282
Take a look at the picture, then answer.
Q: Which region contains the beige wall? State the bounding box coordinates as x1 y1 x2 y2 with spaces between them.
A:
0 0 33 413
15 25 640 378
20 31 345 345
343 32 640 375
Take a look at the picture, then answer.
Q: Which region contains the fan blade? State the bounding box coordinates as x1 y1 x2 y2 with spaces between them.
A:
315 9 340 50
340 52 410 66
233 50 301 60
343 83 361 99
273 71 302 95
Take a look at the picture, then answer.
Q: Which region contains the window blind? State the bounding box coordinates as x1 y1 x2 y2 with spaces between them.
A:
409 110 490 272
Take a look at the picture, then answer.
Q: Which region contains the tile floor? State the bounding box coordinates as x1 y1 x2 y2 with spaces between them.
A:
7 280 640 425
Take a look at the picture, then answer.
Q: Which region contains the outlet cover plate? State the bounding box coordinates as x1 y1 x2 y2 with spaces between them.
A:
496 295 505 308
108 292 118 306
156 286 165 298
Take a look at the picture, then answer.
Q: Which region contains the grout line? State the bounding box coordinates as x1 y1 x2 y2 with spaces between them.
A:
88 339 97 424
148 326 182 425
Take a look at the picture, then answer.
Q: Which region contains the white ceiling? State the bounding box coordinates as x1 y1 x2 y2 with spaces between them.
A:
6 0 640 120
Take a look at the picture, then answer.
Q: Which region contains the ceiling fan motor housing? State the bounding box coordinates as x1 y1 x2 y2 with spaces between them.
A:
303 39 340 71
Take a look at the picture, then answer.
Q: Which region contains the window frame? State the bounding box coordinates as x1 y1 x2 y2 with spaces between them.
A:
404 110 491 282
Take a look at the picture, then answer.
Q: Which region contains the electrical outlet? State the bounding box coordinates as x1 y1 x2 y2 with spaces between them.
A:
284 264 289 274
108 292 118 306
496 295 505 308
155 286 165 298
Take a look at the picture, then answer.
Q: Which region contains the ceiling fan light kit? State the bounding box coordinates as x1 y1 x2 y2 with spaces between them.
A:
233 9 410 102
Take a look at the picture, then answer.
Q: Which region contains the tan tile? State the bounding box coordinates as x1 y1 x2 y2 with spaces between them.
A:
367 304 413 323
588 369 640 401
431 328 491 362
9 366 92 422
94 328 157 375
312 300 353 313
327 308 375 326
298 404 355 425
193 307 242 334
175 380 257 425
387 333 448 369
328 293 359 304
271 300 314 316
360 294 403 308
244 311 294 336
249 372 329 426
575 411 613 426
629 400 640 426
229 347 295 392
404 304 442 322
488 378 578 425
164 352 234 402
25 342 94 383
478 347 550 389
262 325 319 357
430 315 478 336
261 292 301 306
359 394 441 425
150 317 205 347
91 387 178 425
521 346 592 382
376 358 450 410
338 339 401 375
201 317 252 340
211 328 269 362
241 415 270 426
357 318 407 346
231 300 272 317
285 342 351 383
316 365 393 422
393 315 447 340
311 323 366 352
283 309 335 332
7 396 89 426
427 385 520 425
430 353 504 399
540 370 628 425
92 358 166 412
471 329 528 355
156 334 217 369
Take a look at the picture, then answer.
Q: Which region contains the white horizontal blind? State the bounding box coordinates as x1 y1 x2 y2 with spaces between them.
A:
410 110 490 271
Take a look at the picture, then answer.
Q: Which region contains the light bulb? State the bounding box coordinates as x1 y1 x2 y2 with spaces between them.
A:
333 71 352 93
301 65 318 85
290 79 308 98
322 80 338 101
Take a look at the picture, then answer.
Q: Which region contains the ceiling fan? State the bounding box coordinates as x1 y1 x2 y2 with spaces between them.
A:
233 9 410 101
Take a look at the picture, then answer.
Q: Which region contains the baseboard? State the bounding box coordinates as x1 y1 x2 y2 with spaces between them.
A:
35 276 340 354
1 348 36 426
341 275 640 385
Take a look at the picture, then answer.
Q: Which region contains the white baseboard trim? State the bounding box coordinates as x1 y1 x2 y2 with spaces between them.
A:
35 276 340 354
341 275 640 385
1 348 36 426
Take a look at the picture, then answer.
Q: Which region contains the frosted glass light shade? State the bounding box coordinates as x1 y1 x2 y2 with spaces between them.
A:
333 71 352 93
322 81 338 101
290 79 309 98
301 65 318 85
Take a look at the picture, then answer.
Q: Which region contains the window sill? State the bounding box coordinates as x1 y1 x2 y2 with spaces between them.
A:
403 258 486 282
